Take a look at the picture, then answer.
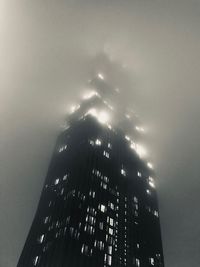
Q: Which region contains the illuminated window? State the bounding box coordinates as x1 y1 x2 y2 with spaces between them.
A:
146 189 151 195
148 177 155 188
44 216 49 224
63 174 68 181
38 234 45 243
99 222 104 230
137 172 142 177
109 218 114 226
150 258 155 265
89 140 94 146
121 169 126 176
154 210 159 217
108 143 112 149
108 246 112 255
136 258 140 267
95 139 102 146
103 151 110 158
109 228 113 235
54 178 59 185
81 244 92 256
58 145 67 153
33 256 39 266
101 182 107 189
104 254 112 266
99 204 106 213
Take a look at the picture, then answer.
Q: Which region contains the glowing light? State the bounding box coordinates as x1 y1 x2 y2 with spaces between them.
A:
135 126 145 132
125 114 131 119
70 104 80 114
107 124 112 130
147 162 153 169
98 111 109 124
87 108 97 117
98 73 104 80
86 108 110 125
148 177 155 188
125 135 130 141
83 91 99 100
130 142 136 150
135 144 147 158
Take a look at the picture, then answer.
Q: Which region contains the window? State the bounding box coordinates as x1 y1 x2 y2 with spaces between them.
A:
148 177 155 188
33 256 39 266
89 140 94 146
58 145 67 153
95 240 104 250
95 139 102 146
109 228 113 235
154 210 159 217
137 172 142 177
136 258 140 267
150 258 155 265
105 254 112 266
108 246 112 255
99 204 106 213
99 222 104 230
108 143 112 149
44 216 49 224
54 178 59 185
103 151 110 158
81 244 92 256
101 182 107 189
63 174 68 181
38 234 45 243
121 169 126 176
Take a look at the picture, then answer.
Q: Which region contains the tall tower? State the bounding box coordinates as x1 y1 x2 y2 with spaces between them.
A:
17 60 164 267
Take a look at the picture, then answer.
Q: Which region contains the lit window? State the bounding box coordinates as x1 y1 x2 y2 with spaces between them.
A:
101 182 107 189
109 218 114 226
121 169 126 176
89 140 94 146
99 204 106 213
54 178 59 185
33 256 39 266
38 234 45 243
109 228 113 235
99 222 104 230
150 258 155 265
137 243 140 249
58 145 67 153
125 135 130 141
44 216 49 224
108 143 112 149
136 258 140 267
148 177 155 188
98 73 104 80
81 244 88 254
108 246 112 255
63 174 68 181
147 162 153 169
154 210 159 217
137 172 142 177
95 139 102 146
103 151 110 158
146 189 151 195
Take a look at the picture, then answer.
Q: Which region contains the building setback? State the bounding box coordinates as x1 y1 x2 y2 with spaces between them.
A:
17 72 164 267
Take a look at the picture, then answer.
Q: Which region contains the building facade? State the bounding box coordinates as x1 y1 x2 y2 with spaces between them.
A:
17 73 164 267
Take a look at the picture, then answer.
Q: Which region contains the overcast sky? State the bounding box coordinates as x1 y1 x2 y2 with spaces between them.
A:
1 0 200 266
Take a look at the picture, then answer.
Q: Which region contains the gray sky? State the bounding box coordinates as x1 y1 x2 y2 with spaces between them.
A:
1 0 200 266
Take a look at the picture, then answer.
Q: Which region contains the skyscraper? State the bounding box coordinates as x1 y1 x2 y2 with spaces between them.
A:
17 66 164 267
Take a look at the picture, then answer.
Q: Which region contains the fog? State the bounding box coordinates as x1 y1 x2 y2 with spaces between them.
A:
1 0 200 266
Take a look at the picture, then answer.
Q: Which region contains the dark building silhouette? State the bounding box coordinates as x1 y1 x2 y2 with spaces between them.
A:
17 72 164 267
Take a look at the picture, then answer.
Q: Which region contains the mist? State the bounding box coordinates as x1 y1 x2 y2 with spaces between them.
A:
1 0 200 266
